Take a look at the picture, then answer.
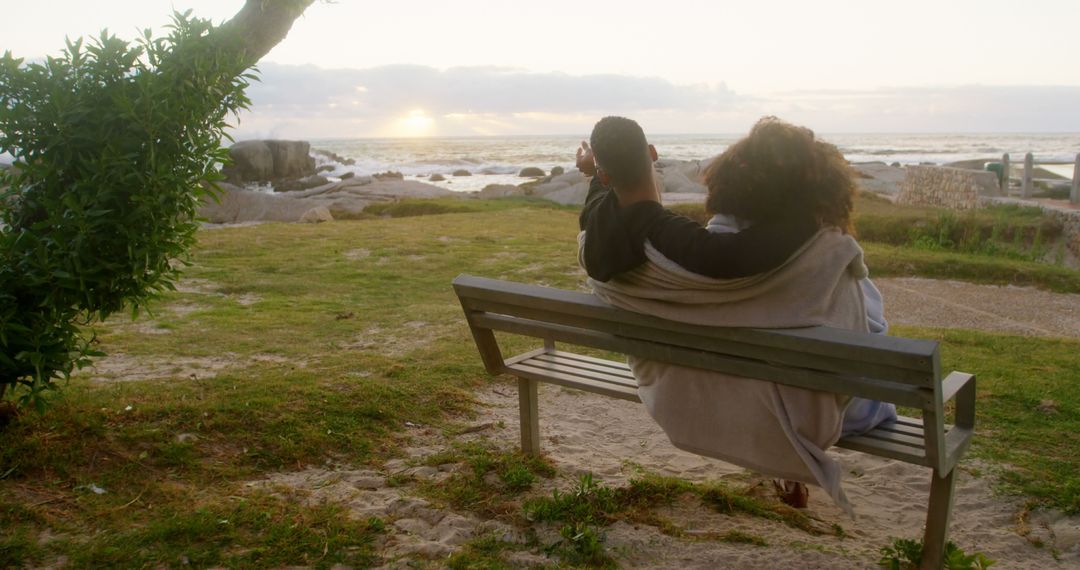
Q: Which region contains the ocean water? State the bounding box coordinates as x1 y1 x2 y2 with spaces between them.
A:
311 133 1080 193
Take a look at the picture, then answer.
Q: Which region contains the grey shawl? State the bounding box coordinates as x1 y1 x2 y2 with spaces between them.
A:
580 228 870 514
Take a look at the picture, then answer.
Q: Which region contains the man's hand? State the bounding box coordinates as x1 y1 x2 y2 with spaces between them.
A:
576 141 597 177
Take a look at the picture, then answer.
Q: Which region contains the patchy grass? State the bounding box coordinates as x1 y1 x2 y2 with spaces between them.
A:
417 439 556 517
863 243 1080 294
1 204 1078 566
897 326 1080 514
516 471 826 565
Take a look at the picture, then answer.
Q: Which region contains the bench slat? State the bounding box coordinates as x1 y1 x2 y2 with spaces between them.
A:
542 350 634 373
875 421 926 439
475 313 933 409
454 275 939 377
532 353 637 381
507 362 641 402
512 356 639 392
857 428 926 449
836 434 931 466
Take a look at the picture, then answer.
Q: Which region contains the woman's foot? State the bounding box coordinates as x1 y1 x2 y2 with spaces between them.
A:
773 479 809 508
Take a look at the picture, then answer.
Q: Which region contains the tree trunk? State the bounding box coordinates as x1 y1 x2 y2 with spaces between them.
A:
208 0 316 72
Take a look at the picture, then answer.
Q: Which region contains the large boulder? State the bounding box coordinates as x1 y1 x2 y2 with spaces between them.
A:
222 140 316 184
265 140 316 180
519 166 546 177
223 140 274 183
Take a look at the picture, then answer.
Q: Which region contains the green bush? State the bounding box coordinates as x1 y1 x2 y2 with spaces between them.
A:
0 13 252 410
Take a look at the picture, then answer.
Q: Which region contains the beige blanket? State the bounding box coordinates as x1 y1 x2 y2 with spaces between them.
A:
580 229 869 514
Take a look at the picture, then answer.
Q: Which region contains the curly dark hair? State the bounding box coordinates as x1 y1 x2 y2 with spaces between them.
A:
703 116 856 233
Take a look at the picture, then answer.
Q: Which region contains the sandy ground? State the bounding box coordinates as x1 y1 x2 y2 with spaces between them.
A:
83 276 1080 567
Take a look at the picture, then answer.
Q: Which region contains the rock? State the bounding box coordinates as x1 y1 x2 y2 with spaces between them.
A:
223 140 274 184
658 170 706 194
265 140 316 180
316 164 335 174
478 184 525 198
539 182 590 205
299 206 333 224
340 171 356 180
274 174 329 193
452 169 471 177
429 174 446 182
175 433 199 443
1037 399 1059 414
551 166 565 176
312 148 356 166
200 179 455 224
327 201 370 220
199 182 320 223
891 162 902 168
518 166 545 177
374 171 404 181
222 140 316 184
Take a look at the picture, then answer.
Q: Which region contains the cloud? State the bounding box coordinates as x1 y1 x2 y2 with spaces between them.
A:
766 85 1080 133
229 63 1080 138
233 63 737 137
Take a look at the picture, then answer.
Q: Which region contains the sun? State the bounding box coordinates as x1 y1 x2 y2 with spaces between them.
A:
396 109 434 137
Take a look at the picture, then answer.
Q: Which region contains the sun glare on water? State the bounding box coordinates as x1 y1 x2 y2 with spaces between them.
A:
396 109 434 137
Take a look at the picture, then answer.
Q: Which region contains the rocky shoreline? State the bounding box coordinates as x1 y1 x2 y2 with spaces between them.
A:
200 139 1019 225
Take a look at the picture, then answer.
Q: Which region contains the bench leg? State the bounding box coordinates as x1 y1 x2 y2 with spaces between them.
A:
920 467 957 570
518 377 540 455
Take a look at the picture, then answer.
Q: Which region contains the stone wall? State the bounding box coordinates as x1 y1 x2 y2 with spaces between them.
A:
898 166 1000 210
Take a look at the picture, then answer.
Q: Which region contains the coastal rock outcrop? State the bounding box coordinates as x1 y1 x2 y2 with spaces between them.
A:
222 140 317 186
452 169 471 177
519 167 545 177
275 174 330 193
199 178 456 223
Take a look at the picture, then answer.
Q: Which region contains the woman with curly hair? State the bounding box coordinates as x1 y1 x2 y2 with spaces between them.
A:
580 116 894 512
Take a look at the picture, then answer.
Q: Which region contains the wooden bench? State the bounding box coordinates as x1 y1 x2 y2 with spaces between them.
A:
453 274 976 569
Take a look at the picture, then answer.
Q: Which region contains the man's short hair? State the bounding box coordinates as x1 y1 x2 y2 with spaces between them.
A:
590 116 651 188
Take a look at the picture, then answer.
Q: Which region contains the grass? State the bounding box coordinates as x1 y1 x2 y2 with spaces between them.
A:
417 439 556 517
900 326 1080 514
1 201 1078 567
671 196 1080 293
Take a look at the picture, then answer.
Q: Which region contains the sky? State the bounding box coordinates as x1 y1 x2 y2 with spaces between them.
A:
3 0 1079 138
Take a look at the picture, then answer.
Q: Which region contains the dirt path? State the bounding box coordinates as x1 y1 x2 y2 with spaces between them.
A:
876 277 1080 339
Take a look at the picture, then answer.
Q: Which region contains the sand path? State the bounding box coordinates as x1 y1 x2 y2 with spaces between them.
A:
876 277 1080 339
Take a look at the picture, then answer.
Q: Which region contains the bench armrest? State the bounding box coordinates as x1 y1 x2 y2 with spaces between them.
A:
940 371 976 471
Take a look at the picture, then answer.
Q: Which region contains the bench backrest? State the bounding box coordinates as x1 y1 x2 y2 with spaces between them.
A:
453 274 943 412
